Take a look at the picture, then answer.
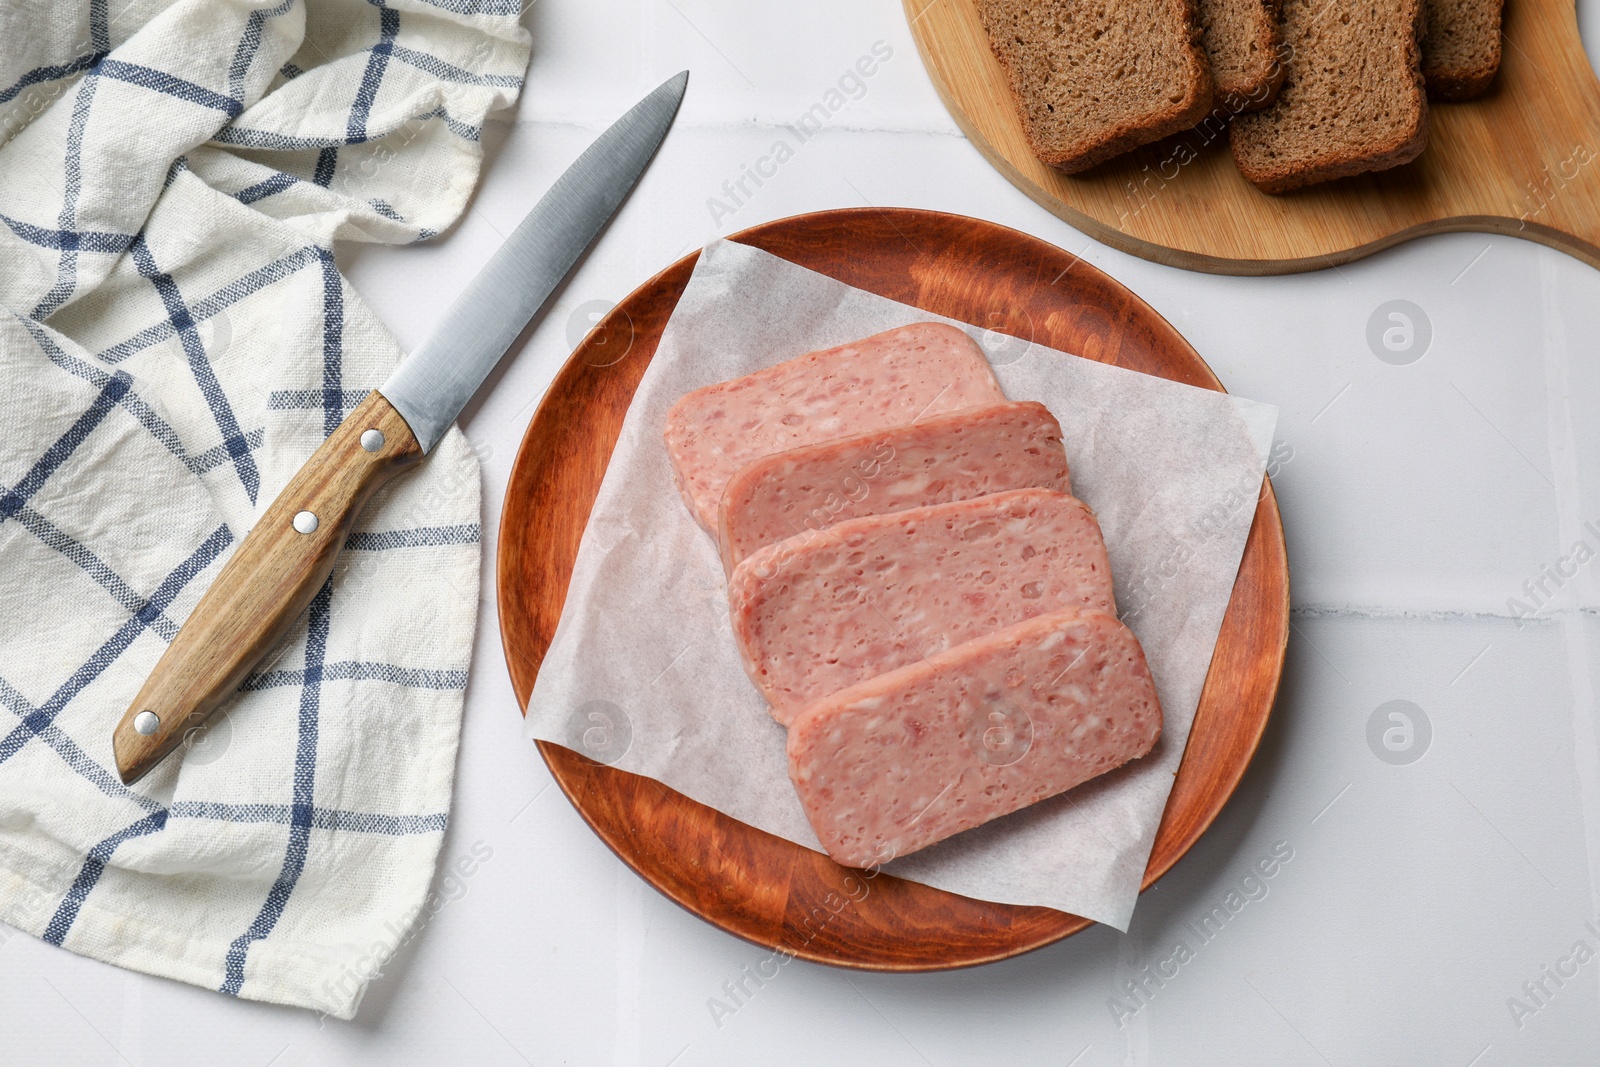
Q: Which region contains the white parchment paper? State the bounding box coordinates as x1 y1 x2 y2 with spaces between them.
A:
524 239 1278 930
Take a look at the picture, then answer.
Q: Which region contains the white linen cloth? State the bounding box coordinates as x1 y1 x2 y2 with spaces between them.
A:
0 0 528 1017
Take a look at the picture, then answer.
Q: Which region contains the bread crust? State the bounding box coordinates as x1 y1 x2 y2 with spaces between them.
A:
979 0 1217 174
1426 63 1499 101
1238 106 1429 193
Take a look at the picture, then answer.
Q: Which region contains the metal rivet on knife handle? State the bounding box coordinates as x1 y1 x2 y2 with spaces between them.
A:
360 429 385 452
111 392 424 784
133 711 160 735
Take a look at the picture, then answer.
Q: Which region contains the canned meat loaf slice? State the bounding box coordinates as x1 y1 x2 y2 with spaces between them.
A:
716 400 1070 573
663 322 1004 533
729 488 1115 724
787 608 1162 868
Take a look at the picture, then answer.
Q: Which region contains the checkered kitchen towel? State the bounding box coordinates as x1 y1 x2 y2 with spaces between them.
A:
0 0 528 1017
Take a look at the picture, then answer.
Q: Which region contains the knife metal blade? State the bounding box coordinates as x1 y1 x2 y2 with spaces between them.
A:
384 70 689 452
111 71 688 784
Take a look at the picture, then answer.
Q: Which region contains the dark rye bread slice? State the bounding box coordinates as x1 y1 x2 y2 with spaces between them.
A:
1421 0 1503 100
1229 0 1428 193
1196 0 1286 112
977 0 1215 173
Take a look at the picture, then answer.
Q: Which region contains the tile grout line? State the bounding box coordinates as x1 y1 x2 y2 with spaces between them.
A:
1538 245 1600 921
614 862 647 1067
1290 605 1600 622
499 113 968 138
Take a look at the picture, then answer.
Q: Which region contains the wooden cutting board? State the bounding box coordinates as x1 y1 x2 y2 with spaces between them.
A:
497 208 1290 969
905 0 1600 274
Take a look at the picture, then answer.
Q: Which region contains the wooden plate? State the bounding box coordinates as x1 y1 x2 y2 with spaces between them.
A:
498 209 1289 969
905 0 1600 274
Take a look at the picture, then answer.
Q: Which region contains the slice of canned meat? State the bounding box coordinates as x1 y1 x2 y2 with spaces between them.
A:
729 488 1115 725
716 400 1069 573
787 608 1162 868
663 322 1004 533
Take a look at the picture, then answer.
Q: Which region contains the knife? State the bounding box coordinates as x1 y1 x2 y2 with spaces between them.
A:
111 71 690 785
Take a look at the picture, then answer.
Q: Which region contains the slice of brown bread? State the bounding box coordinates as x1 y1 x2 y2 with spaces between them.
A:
1421 0 1503 100
977 0 1215 173
1196 0 1286 112
1230 0 1428 193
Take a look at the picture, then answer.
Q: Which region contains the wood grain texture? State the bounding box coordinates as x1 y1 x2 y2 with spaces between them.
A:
906 0 1600 274
497 209 1290 969
113 391 422 784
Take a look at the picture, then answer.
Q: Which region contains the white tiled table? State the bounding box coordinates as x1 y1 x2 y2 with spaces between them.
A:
8 3 1600 1063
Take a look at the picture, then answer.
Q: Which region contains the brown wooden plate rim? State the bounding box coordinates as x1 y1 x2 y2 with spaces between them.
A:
497 207 1290 970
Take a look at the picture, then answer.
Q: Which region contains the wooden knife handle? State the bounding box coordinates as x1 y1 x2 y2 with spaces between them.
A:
112 391 424 784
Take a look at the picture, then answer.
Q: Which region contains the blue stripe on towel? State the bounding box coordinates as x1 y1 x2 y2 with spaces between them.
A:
43 810 170 945
0 51 108 105
346 7 402 144
0 372 129 525
31 73 100 320
95 60 243 117
0 525 232 766
316 248 346 436
97 246 321 365
129 235 262 504
220 582 333 996
171 802 448 836
0 675 162 811
242 660 470 693
343 525 481 551
227 0 296 100
0 214 135 253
